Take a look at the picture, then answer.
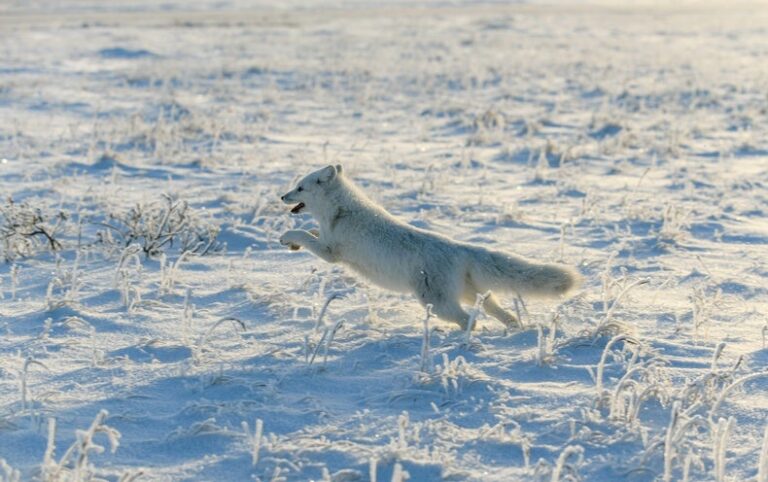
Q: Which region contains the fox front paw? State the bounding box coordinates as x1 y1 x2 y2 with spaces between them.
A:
279 230 305 251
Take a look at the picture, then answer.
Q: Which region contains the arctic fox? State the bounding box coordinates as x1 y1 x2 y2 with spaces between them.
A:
280 165 580 330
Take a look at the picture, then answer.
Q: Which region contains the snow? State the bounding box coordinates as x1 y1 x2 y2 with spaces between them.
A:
1 0 768 480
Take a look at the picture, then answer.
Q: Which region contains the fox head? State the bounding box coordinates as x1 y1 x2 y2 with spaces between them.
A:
281 164 343 215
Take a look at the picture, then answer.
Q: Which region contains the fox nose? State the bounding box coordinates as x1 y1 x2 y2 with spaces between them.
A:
280 195 286 201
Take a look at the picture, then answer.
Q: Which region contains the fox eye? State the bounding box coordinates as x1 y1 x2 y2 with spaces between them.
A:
297 186 304 192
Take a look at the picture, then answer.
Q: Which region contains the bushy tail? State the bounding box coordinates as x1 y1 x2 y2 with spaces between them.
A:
469 248 581 298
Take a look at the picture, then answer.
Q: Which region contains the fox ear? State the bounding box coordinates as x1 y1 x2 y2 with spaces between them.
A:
318 165 337 183
335 164 343 174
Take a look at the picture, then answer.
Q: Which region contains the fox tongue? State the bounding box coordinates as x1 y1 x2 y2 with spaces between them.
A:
290 202 305 214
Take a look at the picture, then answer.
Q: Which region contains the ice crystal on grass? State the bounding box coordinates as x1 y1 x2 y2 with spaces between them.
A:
43 411 121 482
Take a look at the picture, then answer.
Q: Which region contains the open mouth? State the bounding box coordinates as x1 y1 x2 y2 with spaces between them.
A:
290 202 306 214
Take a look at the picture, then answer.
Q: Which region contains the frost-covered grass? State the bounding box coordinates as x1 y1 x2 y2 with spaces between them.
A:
1 0 768 480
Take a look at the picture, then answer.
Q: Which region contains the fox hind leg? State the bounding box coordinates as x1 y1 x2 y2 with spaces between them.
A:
414 271 470 330
483 292 520 329
462 278 519 329
429 298 471 331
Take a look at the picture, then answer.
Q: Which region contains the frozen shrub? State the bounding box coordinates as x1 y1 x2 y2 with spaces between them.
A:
96 195 223 258
0 198 65 262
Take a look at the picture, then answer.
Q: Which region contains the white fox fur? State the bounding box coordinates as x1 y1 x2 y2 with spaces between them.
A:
280 165 580 330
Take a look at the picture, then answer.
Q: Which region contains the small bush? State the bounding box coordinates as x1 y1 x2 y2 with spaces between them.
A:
0 198 64 262
96 195 222 258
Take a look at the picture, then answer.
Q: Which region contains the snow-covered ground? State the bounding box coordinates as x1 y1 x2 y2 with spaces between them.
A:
1 1 768 480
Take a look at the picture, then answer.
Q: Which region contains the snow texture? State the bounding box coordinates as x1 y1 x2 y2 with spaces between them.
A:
1 1 767 481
